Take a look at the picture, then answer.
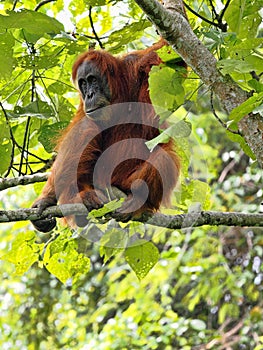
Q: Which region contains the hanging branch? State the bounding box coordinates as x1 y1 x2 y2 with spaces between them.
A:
210 91 241 135
218 0 232 24
88 6 104 49
0 102 16 177
183 2 218 28
34 0 57 11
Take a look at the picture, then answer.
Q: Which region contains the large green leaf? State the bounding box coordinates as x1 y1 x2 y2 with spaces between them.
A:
43 234 90 284
2 231 44 275
0 32 15 78
0 10 64 35
12 101 55 119
125 240 159 280
107 21 151 52
226 131 256 160
38 121 68 153
224 0 263 38
145 121 192 151
217 59 254 75
228 92 263 122
149 65 185 114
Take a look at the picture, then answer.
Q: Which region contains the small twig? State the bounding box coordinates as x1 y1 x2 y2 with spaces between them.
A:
183 1 227 31
18 116 31 176
66 31 109 41
218 151 244 183
250 71 261 82
210 91 241 135
34 0 57 11
0 102 16 177
218 0 231 23
34 155 56 174
208 0 217 19
88 6 104 49
183 2 218 28
208 0 228 32
12 0 19 11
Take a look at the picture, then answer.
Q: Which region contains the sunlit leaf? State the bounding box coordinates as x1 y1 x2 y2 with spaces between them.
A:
12 101 55 119
228 92 263 122
149 65 185 114
145 121 192 151
0 10 64 35
0 32 15 78
1 231 43 275
43 234 90 284
88 199 124 219
125 240 159 280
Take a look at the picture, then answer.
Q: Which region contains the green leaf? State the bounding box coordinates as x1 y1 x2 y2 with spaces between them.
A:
145 121 192 151
248 79 263 93
0 31 15 79
38 122 68 153
0 10 64 35
44 235 90 284
85 0 107 5
224 0 263 38
125 240 159 280
156 45 181 63
149 65 185 114
217 59 254 75
226 131 256 160
17 53 60 70
228 92 263 123
107 21 151 53
1 231 43 275
189 180 211 210
88 199 124 219
0 119 12 175
180 180 211 211
100 227 128 262
12 101 55 119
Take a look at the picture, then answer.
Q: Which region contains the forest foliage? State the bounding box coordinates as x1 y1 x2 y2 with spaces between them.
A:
0 0 263 349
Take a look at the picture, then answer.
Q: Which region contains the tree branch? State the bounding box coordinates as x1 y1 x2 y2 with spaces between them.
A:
0 173 49 191
34 0 57 11
0 204 262 228
183 2 220 29
133 0 263 166
88 6 104 49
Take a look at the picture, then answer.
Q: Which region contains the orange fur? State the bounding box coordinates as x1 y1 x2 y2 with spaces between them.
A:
32 40 181 231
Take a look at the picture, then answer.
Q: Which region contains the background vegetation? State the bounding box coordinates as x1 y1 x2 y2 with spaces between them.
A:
0 0 262 349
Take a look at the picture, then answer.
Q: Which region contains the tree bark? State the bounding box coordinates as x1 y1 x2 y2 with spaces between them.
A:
0 173 49 191
0 205 262 228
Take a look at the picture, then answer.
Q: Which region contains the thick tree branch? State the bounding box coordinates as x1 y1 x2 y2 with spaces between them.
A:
0 173 49 191
133 0 263 166
0 204 262 228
